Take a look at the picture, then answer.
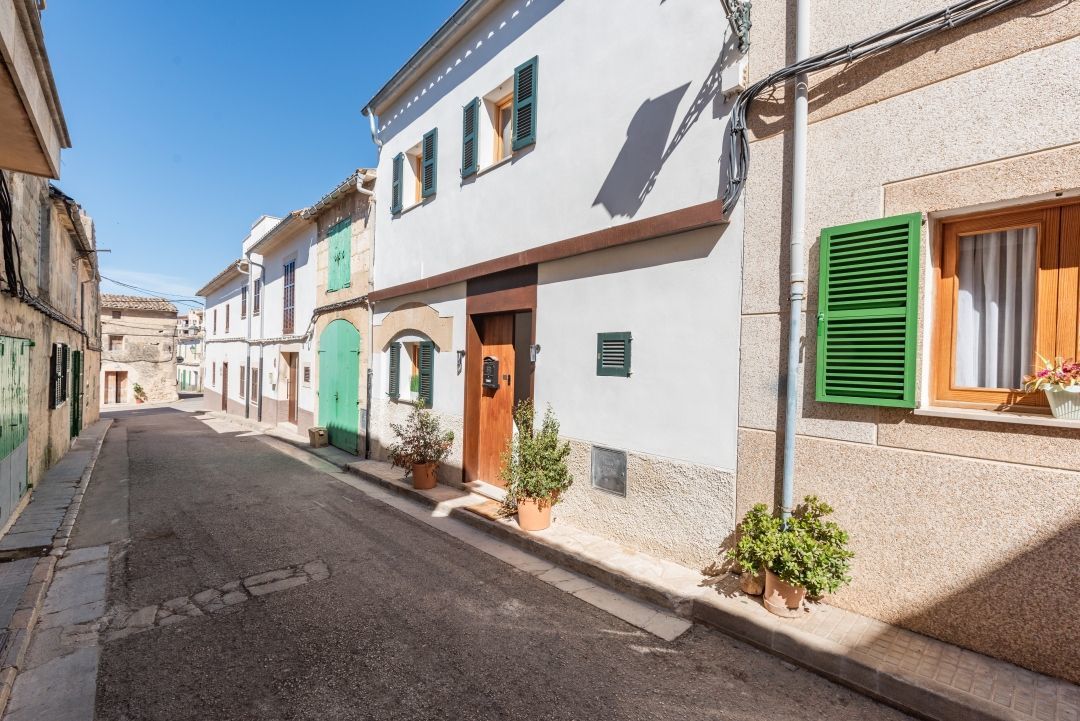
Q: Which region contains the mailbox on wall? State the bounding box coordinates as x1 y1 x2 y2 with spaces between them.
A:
482 356 500 389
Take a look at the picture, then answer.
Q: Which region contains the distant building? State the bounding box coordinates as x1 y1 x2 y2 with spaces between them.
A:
176 309 204 391
100 295 179 404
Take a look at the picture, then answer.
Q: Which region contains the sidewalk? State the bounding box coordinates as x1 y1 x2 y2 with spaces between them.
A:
0 420 111 717
231 412 1077 721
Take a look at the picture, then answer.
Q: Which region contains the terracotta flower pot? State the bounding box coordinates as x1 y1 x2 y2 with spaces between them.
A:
516 496 553 531
739 568 765 596
411 463 437 490
763 569 807 617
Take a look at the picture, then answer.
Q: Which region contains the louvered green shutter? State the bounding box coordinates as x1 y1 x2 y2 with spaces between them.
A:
391 153 404 214
418 341 434 408
816 213 921 407
327 220 351 291
388 343 401 400
461 98 479 178
49 343 60 408
421 129 438 198
596 332 631 377
512 56 538 150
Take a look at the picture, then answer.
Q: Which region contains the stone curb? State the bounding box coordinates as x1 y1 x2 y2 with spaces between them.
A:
0 420 112 720
337 463 1032 721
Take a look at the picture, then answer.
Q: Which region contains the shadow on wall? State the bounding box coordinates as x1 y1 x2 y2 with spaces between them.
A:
376 0 562 146
593 33 739 219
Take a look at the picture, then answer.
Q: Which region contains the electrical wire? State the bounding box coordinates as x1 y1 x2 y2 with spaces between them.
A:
722 0 1029 216
101 275 204 307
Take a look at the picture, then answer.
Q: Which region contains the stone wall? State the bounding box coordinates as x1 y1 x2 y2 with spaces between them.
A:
100 309 178 404
737 3 1080 682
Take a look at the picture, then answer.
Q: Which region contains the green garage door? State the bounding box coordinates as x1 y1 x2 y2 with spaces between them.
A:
0 336 30 528
318 320 360 454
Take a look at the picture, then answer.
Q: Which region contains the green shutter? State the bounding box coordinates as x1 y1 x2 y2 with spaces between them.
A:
512 56 538 151
596 332 631 377
418 341 434 408
461 98 479 178
388 343 401 400
49 344 59 408
326 220 351 292
391 153 404 214
816 213 921 407
421 129 438 198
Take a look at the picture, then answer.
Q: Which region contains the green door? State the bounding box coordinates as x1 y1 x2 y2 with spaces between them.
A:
0 336 30 528
70 350 83 438
318 319 360 454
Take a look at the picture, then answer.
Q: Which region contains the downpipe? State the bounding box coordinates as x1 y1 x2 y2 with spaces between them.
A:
780 0 810 524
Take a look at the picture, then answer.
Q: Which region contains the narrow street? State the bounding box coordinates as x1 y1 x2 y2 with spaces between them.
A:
38 399 913 721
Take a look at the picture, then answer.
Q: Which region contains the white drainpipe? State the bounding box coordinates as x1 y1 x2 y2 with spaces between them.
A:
780 0 810 523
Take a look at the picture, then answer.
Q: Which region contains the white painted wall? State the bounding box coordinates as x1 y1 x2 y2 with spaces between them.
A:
371 0 734 289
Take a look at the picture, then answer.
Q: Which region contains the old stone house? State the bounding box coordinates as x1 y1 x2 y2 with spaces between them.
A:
0 0 101 530
100 295 179 405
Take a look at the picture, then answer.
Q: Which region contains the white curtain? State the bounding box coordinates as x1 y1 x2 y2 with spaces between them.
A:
955 226 1037 389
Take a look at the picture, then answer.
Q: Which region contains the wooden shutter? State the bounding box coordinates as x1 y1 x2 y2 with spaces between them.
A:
421 129 438 198
49 343 60 408
461 98 479 178
512 56 539 151
596 332 631 377
61 345 70 402
816 213 921 407
418 341 434 408
388 343 401 400
391 153 404 214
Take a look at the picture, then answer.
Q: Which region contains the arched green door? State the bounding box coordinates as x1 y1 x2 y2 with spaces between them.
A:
318 319 361 454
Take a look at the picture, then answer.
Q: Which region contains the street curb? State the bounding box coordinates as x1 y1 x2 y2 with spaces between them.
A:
338 463 1037 721
0 419 112 719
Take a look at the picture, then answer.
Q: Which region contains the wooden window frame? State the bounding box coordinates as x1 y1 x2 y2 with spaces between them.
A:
493 93 514 163
283 260 296 335
241 285 248 319
932 198 1080 411
250 366 259 406
413 153 424 204
239 367 246 399
253 278 262 317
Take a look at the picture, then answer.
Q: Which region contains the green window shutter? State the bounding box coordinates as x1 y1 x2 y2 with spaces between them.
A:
418 341 435 408
388 343 401 400
421 129 438 198
816 212 921 408
326 220 351 292
49 343 59 408
391 153 404 214
596 332 631 377
461 98 479 178
62 345 70 402
512 56 538 151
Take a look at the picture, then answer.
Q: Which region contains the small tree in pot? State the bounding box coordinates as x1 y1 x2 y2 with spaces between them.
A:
388 400 454 490
500 400 573 531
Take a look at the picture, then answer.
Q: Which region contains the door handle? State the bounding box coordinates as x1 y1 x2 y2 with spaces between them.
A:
504 374 511 386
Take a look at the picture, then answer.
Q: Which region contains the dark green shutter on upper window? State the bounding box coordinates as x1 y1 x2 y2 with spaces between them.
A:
461 98 479 178
388 343 401 400
421 129 438 198
596 332 631 377
815 213 921 408
512 56 538 151
418 341 434 408
327 219 351 292
391 153 404 214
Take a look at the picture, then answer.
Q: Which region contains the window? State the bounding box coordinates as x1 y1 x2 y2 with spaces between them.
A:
494 93 513 162
212 362 216 385
241 285 248 319
109 335 123 351
933 200 1080 410
596 332 632 377
302 364 311 385
283 260 296 335
49 343 69 408
240 367 246 398
327 220 351 292
111 310 121 319
387 339 434 407
213 309 218 334
250 367 259 405
392 130 437 213
253 278 262 316
225 305 230 333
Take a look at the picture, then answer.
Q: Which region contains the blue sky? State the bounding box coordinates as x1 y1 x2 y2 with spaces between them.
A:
43 1 462 308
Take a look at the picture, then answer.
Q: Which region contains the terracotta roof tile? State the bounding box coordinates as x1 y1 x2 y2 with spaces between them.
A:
101 294 177 312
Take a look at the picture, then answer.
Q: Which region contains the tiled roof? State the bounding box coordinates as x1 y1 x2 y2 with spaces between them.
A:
195 259 244 297
101 294 177 312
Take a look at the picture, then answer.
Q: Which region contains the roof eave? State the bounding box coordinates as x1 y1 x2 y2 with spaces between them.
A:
195 260 244 298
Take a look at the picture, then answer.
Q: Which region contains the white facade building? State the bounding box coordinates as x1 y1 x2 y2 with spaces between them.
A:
363 0 745 567
176 309 204 391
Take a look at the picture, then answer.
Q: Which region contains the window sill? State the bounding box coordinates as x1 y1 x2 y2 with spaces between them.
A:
914 406 1080 429
474 155 512 179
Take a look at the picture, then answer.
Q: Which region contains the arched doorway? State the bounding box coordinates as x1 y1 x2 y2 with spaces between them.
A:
318 319 361 454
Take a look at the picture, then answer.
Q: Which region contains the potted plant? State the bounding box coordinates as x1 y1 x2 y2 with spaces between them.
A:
388 400 454 490
727 496 853 617
728 503 779 596
500 400 573 532
1023 355 1080 419
133 383 147 404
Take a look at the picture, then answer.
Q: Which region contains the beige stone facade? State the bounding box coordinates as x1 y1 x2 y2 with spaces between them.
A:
100 295 179 405
0 171 100 493
738 0 1080 683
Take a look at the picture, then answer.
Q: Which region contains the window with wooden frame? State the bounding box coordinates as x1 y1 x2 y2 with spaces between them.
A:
241 285 248 319
250 367 259 405
283 260 296 335
239 367 246 398
493 93 514 163
253 278 262 316
109 335 123 351
933 199 1080 411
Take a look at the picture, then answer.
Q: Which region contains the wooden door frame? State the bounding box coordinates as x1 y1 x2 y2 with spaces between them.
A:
221 363 229 411
287 353 299 425
462 266 537 484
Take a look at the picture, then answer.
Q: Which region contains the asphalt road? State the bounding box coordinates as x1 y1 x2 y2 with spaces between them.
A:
75 401 913 721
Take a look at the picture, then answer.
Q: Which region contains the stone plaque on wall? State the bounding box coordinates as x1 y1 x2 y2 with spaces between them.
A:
591 446 627 497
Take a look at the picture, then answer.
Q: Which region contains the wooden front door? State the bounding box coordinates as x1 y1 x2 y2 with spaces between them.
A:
476 314 516 486
221 363 228 411
287 354 299 424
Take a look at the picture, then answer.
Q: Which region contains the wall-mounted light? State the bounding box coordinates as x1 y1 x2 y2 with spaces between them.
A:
530 344 541 362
